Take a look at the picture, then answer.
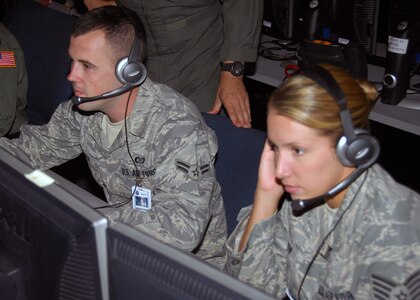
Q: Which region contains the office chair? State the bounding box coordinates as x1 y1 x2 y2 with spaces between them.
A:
202 113 267 234
4 1 107 196
4 0 75 125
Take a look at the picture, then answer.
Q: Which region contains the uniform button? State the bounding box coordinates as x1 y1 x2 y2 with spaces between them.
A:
231 258 241 265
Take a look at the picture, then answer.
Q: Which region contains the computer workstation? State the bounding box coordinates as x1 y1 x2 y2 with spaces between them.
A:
0 147 276 300
256 0 420 136
248 41 420 136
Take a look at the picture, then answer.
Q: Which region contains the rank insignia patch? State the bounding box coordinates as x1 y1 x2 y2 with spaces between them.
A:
371 270 420 300
176 160 210 180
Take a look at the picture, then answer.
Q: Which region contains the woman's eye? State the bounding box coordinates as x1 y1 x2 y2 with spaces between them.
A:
293 147 304 155
268 141 278 152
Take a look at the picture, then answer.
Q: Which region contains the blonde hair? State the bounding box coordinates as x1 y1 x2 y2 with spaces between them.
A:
268 64 378 142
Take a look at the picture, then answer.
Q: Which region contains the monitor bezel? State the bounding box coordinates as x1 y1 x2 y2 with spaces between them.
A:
0 148 109 300
107 223 276 300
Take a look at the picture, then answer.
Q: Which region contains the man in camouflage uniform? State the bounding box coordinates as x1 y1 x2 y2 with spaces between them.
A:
0 22 28 137
0 6 226 266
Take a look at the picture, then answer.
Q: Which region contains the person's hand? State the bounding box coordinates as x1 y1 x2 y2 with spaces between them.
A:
208 72 251 128
238 140 283 251
255 140 284 202
84 0 116 10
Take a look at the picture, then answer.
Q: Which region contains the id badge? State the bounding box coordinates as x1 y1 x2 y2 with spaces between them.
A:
132 185 152 211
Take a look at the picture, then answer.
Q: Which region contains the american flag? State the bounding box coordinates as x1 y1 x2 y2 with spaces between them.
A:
0 51 16 67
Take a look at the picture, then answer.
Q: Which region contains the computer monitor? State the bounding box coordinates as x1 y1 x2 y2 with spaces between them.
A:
326 0 380 56
264 0 380 56
107 223 276 300
0 148 109 300
262 0 306 40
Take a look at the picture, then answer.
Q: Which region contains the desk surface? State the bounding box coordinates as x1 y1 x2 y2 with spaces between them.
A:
249 40 420 136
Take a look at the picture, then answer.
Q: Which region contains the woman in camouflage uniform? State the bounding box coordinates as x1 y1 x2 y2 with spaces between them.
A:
225 64 420 299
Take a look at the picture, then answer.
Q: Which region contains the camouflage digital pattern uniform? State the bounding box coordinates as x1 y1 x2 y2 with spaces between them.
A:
116 0 263 111
0 78 227 266
225 164 420 299
0 22 27 136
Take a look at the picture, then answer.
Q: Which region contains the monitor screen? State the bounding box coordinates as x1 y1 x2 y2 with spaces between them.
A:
107 223 276 300
264 0 380 56
0 148 109 300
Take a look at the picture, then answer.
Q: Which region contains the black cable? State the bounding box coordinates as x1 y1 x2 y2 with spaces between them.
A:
258 39 299 61
95 89 140 209
296 170 369 300
409 63 420 78
258 47 297 61
259 39 299 50
374 88 382 102
406 88 420 95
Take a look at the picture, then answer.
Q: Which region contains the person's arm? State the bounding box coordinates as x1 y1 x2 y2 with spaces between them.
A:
209 0 263 128
0 24 27 136
239 139 284 250
224 187 288 298
223 141 289 297
10 39 28 135
224 206 287 298
0 64 18 136
0 101 83 168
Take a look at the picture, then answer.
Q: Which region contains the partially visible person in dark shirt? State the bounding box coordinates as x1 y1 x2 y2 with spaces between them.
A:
0 22 27 137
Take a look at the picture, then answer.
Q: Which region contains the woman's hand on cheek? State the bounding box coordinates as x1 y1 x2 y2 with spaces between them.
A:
256 140 284 201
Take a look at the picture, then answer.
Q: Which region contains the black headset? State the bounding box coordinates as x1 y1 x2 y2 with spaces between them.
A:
72 8 147 105
115 7 147 87
290 65 380 214
301 65 380 169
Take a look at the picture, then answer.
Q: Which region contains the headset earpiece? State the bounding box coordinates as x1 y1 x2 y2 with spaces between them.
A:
114 9 147 87
115 56 147 86
301 65 380 168
336 128 380 168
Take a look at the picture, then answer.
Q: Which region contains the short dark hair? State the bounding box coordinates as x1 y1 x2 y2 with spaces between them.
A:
72 6 146 63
